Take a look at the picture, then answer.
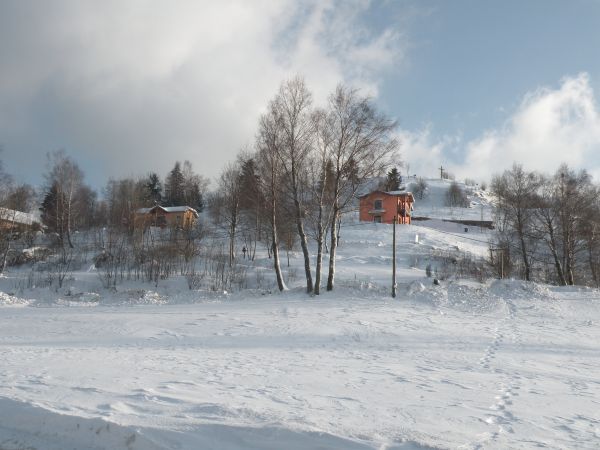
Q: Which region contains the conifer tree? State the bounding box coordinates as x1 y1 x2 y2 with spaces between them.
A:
385 167 401 191
144 172 162 205
165 162 185 206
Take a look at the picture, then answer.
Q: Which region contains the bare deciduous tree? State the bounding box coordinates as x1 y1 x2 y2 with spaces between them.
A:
307 109 335 295
492 163 541 281
43 151 85 248
257 109 286 291
412 177 428 200
210 162 242 267
271 76 315 293
445 181 470 207
323 85 399 291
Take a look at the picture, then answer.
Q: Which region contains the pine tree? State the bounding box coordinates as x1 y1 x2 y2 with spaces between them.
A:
40 183 66 242
385 167 401 191
186 181 204 212
165 162 185 206
145 172 162 205
239 158 262 210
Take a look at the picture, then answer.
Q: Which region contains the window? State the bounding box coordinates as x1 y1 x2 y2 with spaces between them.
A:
374 199 383 210
373 216 382 223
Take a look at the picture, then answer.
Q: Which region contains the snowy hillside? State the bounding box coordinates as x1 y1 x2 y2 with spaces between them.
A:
357 176 494 222
405 178 494 222
0 220 599 449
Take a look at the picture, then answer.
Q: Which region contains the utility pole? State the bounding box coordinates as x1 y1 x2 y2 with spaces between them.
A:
392 215 397 298
439 165 444 179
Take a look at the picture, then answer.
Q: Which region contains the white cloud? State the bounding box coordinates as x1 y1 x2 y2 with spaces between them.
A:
395 127 461 179
0 0 405 188
453 73 600 181
400 74 600 183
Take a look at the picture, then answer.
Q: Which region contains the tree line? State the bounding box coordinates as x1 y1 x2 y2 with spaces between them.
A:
39 152 209 245
0 77 399 295
491 163 599 287
5 77 596 292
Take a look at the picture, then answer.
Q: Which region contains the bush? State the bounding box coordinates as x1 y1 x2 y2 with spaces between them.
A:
445 182 470 207
412 178 428 200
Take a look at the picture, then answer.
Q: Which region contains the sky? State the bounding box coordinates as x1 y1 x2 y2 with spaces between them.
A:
1 0 600 192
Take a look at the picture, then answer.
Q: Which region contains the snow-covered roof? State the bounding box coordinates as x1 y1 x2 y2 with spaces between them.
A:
359 190 414 199
386 190 414 197
161 206 197 214
136 206 199 217
0 208 37 226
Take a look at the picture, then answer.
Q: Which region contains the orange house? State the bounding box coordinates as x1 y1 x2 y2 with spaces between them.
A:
359 191 414 224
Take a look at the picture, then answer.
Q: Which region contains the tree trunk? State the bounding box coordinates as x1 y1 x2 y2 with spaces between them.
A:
519 231 530 281
545 223 567 285
290 157 313 293
295 208 313 293
516 213 531 281
314 201 325 295
565 228 575 285
589 241 599 287
272 232 285 291
549 243 567 286
66 189 75 249
271 179 285 291
314 235 323 295
229 221 236 267
326 207 339 291
0 239 10 274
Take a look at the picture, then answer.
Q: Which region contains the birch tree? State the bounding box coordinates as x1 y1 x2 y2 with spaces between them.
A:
44 151 84 248
271 77 315 293
256 107 286 291
307 108 335 295
323 85 399 291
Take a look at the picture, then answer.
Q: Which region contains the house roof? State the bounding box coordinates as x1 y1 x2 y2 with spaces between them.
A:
136 206 199 217
0 208 37 226
359 190 415 201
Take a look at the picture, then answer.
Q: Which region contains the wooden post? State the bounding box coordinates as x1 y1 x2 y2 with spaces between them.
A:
392 215 397 298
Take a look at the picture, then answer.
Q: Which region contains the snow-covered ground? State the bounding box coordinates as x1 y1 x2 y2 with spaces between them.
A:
406 178 494 222
1 220 599 449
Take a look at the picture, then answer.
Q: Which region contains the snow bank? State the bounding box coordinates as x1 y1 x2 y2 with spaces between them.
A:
0 397 438 450
488 279 556 300
0 397 161 450
0 291 30 307
405 280 503 313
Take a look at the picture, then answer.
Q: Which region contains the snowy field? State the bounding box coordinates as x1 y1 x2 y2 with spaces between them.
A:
1 222 599 449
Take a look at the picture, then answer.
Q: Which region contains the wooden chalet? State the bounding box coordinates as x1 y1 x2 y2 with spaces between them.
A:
134 206 199 230
359 191 415 224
